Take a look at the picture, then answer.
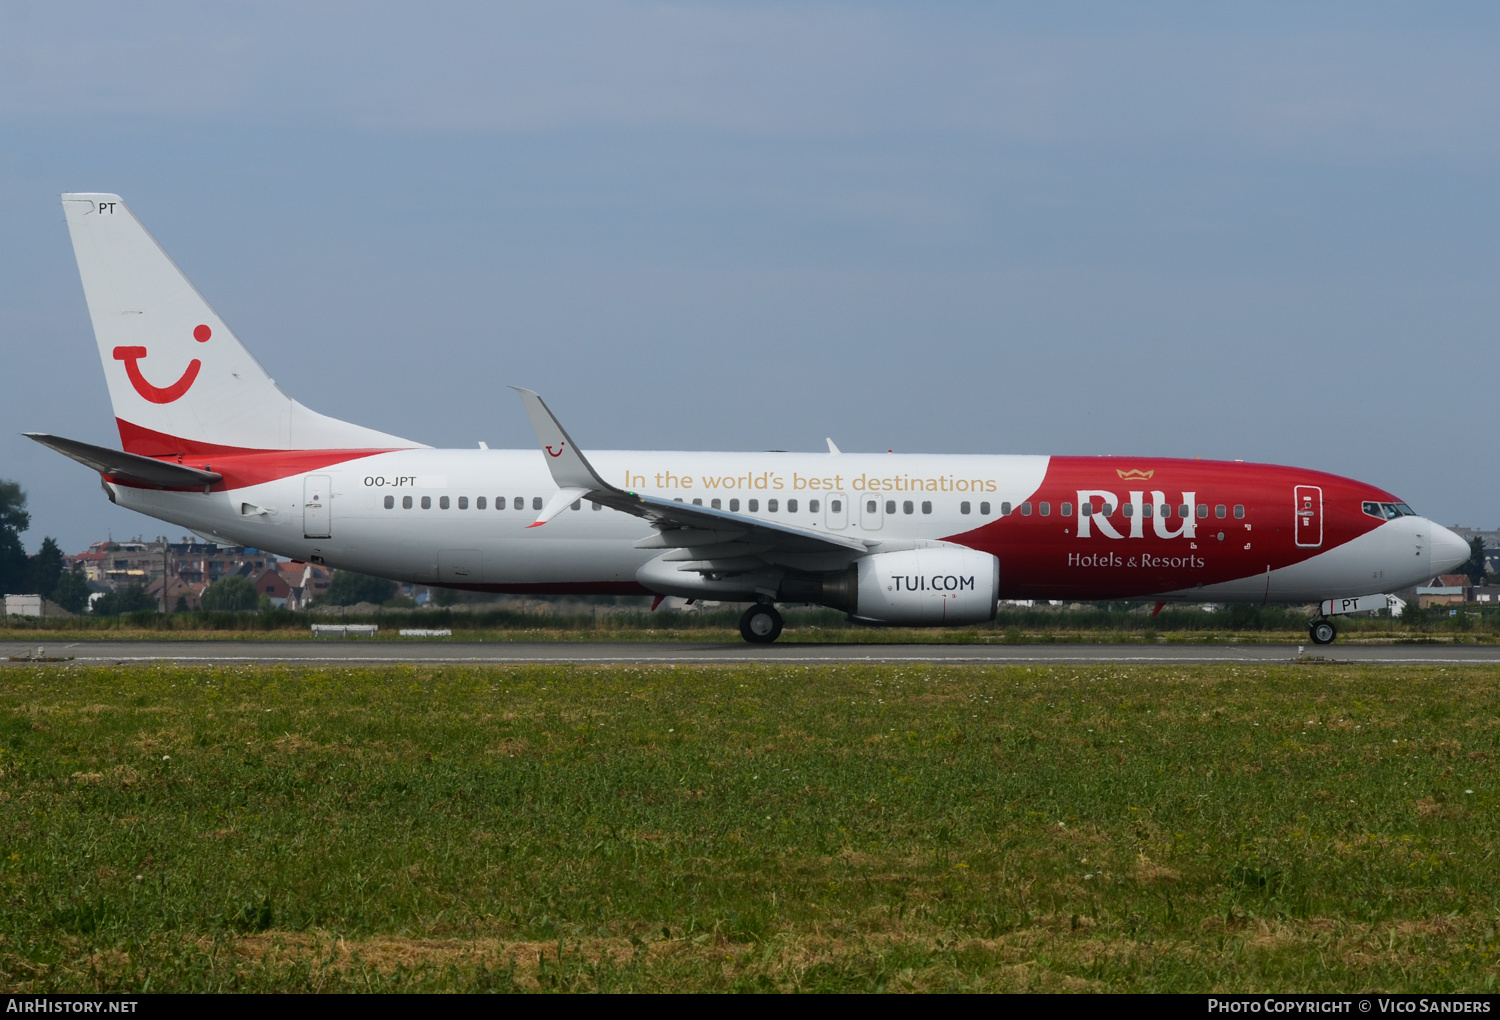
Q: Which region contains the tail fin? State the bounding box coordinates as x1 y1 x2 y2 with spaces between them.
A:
61 194 424 457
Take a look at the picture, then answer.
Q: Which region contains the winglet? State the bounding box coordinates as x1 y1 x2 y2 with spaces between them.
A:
510 387 613 492
511 387 622 526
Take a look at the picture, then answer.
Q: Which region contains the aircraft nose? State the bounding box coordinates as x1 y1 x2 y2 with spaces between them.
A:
1431 523 1472 574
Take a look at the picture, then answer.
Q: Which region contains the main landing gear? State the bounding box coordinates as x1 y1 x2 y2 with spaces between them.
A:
1309 617 1337 646
739 603 784 644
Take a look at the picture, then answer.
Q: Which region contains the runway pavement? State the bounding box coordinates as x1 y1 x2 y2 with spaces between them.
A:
6 638 1500 666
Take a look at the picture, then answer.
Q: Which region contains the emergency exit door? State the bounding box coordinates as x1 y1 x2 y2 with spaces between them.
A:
825 493 849 530
304 475 332 539
1294 485 1322 548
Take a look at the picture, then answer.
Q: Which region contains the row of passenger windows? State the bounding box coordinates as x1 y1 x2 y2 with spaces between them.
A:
681 497 830 513
998 501 1246 519
383 494 597 511
380 493 1247 520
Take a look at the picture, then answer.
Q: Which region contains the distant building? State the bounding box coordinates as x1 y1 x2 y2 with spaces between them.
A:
1415 574 1473 607
66 537 280 606
3 594 42 617
253 567 293 608
271 562 332 611
146 575 207 611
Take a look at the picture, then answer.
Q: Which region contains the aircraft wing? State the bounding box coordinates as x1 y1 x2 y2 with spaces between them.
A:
25 433 223 489
511 388 869 576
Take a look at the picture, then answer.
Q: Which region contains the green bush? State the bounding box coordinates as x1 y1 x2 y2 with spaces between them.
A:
200 575 259 612
320 571 398 607
91 584 157 616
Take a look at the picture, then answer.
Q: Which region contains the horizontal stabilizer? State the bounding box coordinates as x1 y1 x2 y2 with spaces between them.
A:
25 433 222 489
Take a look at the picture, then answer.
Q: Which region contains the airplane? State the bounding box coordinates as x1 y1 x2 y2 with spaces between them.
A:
26 193 1472 644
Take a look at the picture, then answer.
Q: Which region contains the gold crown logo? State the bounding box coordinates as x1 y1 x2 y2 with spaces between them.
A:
1116 468 1154 481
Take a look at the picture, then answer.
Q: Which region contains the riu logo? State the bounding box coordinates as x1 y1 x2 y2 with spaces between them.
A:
114 324 211 404
1077 489 1197 540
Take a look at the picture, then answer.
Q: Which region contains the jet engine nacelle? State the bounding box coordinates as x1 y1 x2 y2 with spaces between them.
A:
848 547 999 626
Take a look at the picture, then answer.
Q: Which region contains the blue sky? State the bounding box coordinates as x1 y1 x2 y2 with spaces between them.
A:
2 2 1497 553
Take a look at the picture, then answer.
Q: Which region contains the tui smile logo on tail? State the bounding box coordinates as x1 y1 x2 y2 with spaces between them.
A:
113 324 210 404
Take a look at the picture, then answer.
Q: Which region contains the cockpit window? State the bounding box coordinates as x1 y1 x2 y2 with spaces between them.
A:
1363 501 1416 520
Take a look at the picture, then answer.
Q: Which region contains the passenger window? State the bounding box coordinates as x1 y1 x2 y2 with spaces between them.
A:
867 500 877 513
533 497 543 511
768 499 779 512
1233 505 1245 518
1000 502 1011 516
476 497 486 509
1021 502 1032 516
513 497 524 510
960 501 971 515
787 499 798 513
830 499 840 512
1177 505 1189 518
903 500 914 515
711 498 721 509
421 496 432 510
1196 504 1208 518
980 502 991 515
439 496 450 509
921 501 932 514
1215 504 1226 518
1060 502 1071 517
886 500 896 515
384 495 394 509
730 498 740 512
810 499 820 512
1103 504 1114 516
692 498 702 506
748 499 759 512
403 496 412 509
592 501 601 511
1142 503 1152 518
571 500 581 511
1038 502 1049 516
458 496 468 510
1122 504 1133 517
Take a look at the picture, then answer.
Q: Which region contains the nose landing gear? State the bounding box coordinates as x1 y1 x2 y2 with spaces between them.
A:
739 603 784 644
1309 617 1337 645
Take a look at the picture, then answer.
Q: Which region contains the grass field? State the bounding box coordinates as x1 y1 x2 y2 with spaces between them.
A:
1 662 1497 992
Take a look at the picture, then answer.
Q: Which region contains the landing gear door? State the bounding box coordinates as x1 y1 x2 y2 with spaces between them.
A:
304 475 332 539
1294 484 1322 548
825 492 849 530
